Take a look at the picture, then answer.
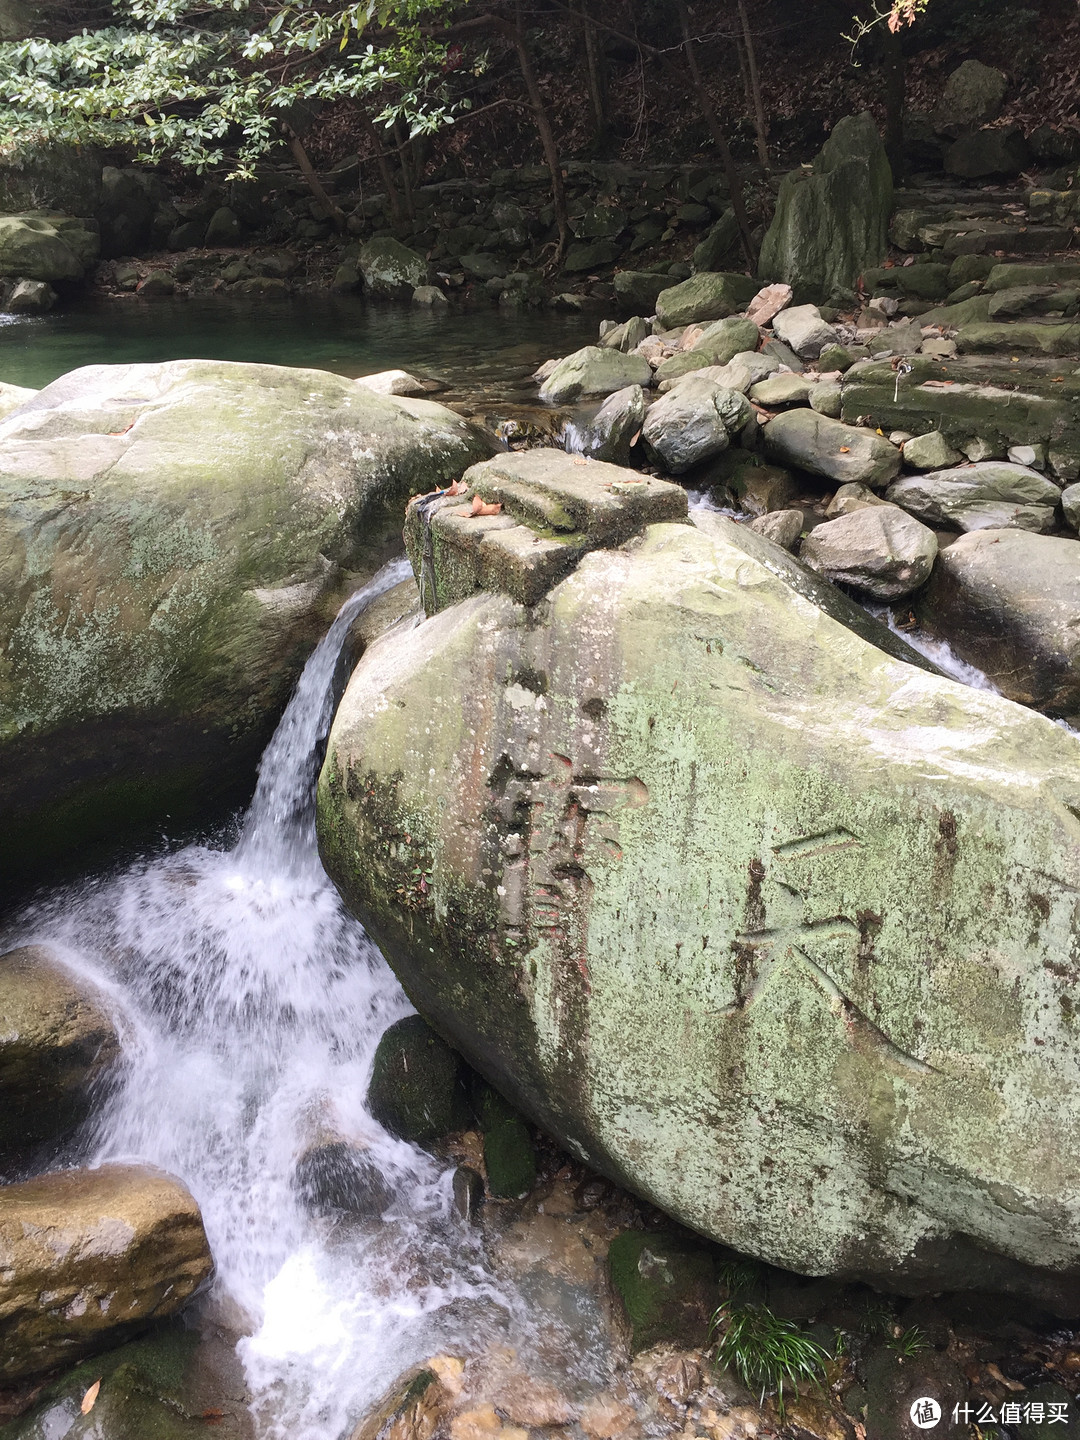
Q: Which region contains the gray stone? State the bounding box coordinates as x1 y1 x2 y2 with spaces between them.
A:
355 369 427 396
886 461 1060 532
539 346 652 404
642 378 751 474
825 482 890 517
136 270 175 296
96 165 163 258
810 381 843 418
1062 482 1080 532
575 384 646 466
412 284 448 306
758 112 893 304
0 212 98 283
691 210 739 273
800 505 938 599
749 373 812 407
600 316 649 353
0 381 36 421
614 270 668 315
654 271 759 328
360 238 428 297
652 316 761 386
945 126 1030 180
204 205 241 247
708 453 797 516
933 60 1007 136
902 431 962 470
763 409 901 488
748 508 804 551
4 278 55 313
917 529 1080 716
563 240 620 273
459 252 503 281
771 304 839 359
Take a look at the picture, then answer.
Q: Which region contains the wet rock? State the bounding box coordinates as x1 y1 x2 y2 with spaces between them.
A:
473 1081 537 1199
799 506 937 599
0 1163 213 1381
809 381 843 418
864 1347 968 1440
0 213 99 283
653 316 760 385
758 112 892 304
579 1396 638 1438
748 509 803 551
413 284 448 306
825 482 890 517
607 1232 716 1353
763 410 901 488
916 529 1080 716
901 431 962 470
564 240 621 273
614 271 668 315
692 211 740 273
492 1375 575 1427
452 1164 485 1221
136 270 175 296
367 1014 471 1144
654 272 758 329
771 304 838 360
351 1365 448 1440
817 343 856 372
1011 1383 1078 1438
709 453 797 516
356 369 428 396
359 238 428 298
748 373 812 407
293 1139 393 1218
0 359 492 890
0 945 121 1163
204 206 241 246
4 279 56 313
932 59 1006 136
885 461 1059 532
642 378 750 474
539 347 652 404
575 385 646 466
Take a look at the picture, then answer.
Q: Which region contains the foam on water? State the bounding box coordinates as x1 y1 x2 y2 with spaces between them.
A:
2 559 545 1440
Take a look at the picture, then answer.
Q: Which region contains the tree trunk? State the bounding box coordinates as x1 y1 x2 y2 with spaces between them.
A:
737 0 770 173
579 0 610 153
393 117 416 222
672 0 755 268
511 4 570 263
286 128 346 232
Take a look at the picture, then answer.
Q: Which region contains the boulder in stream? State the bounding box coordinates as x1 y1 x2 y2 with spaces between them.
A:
539 347 652 404
0 359 493 891
886 461 1060 532
762 409 901 488
358 238 428 298
367 1015 471 1144
318 509 1080 1310
0 1163 213 1380
0 213 99 283
799 504 938 599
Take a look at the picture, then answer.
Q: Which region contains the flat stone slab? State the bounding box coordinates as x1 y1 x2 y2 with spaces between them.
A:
405 450 688 614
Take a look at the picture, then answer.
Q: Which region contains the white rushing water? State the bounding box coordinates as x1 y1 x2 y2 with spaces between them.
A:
3 559 533 1440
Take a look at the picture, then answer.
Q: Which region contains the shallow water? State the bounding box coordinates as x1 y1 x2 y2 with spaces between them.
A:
0 295 595 400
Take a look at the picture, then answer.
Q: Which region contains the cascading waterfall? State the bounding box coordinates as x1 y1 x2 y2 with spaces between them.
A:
1 559 550 1440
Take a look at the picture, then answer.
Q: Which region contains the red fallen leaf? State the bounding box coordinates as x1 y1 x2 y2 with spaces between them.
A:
629 430 642 446
107 422 135 437
81 1381 101 1415
839 445 851 452
444 478 467 496
883 259 896 269
470 494 502 517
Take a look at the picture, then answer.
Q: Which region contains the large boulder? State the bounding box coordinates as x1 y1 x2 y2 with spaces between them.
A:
0 380 35 421
945 126 1031 180
0 945 121 1164
758 112 893 305
916 529 1080 717
0 1163 213 1381
0 212 99 283
641 378 750 474
932 60 1007 137
367 1014 471 1144
654 272 759 329
358 238 427 298
97 166 165 258
0 359 492 889
539 347 652 404
573 384 646 466
799 505 937 599
613 271 668 315
885 461 1060 532
762 409 902 488
318 511 1080 1310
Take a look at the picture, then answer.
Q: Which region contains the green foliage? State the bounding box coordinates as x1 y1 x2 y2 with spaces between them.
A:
711 1302 830 1418
886 1325 929 1357
0 0 471 179
717 1256 760 1297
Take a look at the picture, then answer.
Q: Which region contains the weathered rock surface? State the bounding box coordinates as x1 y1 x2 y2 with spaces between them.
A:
901 430 962 470
367 1014 471 1144
0 380 35 421
0 946 121 1163
886 461 1060 532
748 509 803 551
574 384 646 466
359 238 428 298
539 347 652 404
642 378 750 474
318 512 1080 1309
800 505 938 599
945 126 1030 180
403 449 686 615
916 529 1080 717
0 359 492 887
4 278 56 313
654 272 758 329
0 213 99 283
613 271 668 315
771 304 838 360
758 113 892 304
932 59 1007 136
763 409 902 488
653 316 760 385
0 1163 213 1380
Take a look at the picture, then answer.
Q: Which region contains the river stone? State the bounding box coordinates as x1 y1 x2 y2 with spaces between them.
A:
0 359 492 890
5 279 56 314
749 373 813 407
771 304 839 360
0 946 121 1162
539 347 652 404
607 1232 716 1353
826 482 890 517
763 410 902 488
204 205 241 247
613 271 668 315
318 511 1080 1309
748 509 803 551
932 60 1006 136
356 368 428 396
359 237 427 297
599 316 649 354
809 380 843 418
653 316 761 386
757 112 892 304
367 1015 471 1144
0 1163 213 1380
293 1139 394 1217
916 529 1080 716
0 380 36 420
885 461 1060 532
0 213 99 283
654 272 758 329
799 505 938 599
901 431 962 470
641 378 750 474
576 384 646 466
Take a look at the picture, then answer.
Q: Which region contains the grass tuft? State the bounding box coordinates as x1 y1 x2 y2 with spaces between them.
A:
711 1302 830 1418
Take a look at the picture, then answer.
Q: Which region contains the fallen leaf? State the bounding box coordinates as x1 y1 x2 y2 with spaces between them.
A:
470 494 502 517
81 1381 101 1415
629 430 642 446
444 478 467 496
986 1362 1024 1391
839 445 851 452
202 1408 225 1425
571 455 589 466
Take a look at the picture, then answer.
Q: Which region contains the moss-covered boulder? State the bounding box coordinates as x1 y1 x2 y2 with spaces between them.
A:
0 213 99 282
539 347 652 404
472 1080 537 1198
758 113 892 305
607 1232 716 1352
318 511 1080 1310
0 1164 213 1381
0 945 120 1165
367 1014 471 1144
358 238 428 298
654 272 758 329
0 359 492 889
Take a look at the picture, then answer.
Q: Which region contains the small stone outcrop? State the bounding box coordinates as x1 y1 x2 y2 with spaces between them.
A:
367 1015 471 1144
885 461 1060 532
932 60 1008 137
0 945 121 1163
0 1163 213 1380
539 347 652 404
758 112 893 305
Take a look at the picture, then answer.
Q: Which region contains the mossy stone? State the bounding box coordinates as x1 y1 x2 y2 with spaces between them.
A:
483 1117 536 1199
367 1015 471 1144
607 1231 717 1352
